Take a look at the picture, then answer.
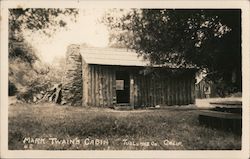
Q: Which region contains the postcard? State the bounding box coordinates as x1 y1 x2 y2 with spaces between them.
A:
1 0 250 158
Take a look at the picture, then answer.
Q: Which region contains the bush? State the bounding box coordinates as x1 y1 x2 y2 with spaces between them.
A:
9 41 66 103
9 80 18 96
16 80 53 103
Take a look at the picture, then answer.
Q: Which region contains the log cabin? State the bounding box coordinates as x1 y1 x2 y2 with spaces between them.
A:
61 44 196 108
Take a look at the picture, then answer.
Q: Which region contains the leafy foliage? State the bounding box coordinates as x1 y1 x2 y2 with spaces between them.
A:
9 8 78 65
9 81 17 96
9 8 78 40
9 40 39 66
103 9 241 90
9 8 78 98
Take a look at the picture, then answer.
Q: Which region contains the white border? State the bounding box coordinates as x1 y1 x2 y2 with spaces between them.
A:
1 0 249 158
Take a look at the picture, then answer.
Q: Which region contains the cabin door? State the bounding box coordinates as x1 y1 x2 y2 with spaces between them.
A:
116 71 130 104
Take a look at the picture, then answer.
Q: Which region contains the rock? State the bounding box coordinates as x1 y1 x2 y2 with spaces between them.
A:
49 96 53 102
36 94 43 99
61 101 66 105
61 44 83 106
155 105 160 108
33 96 37 102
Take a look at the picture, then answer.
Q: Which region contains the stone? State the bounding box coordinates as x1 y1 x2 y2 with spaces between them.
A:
61 44 83 106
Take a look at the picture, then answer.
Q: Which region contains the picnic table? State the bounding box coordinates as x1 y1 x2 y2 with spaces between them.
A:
198 100 242 134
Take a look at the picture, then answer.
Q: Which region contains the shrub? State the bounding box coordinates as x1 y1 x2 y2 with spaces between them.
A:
9 80 18 96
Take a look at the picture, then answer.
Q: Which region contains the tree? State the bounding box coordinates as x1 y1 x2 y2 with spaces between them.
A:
9 8 79 96
9 8 78 62
103 9 241 92
9 8 78 39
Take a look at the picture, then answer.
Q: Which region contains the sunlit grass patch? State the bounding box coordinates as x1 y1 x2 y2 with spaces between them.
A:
8 102 241 150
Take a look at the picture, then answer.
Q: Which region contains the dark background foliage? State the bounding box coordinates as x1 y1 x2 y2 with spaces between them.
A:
103 9 241 93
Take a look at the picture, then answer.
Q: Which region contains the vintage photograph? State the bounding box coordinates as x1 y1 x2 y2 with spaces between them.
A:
7 7 242 151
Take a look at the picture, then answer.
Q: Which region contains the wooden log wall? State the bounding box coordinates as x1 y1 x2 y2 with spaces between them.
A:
84 64 116 107
83 65 195 107
130 71 195 108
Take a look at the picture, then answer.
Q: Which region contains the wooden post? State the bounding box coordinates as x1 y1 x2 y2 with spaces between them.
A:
103 69 106 107
101 68 105 107
175 77 179 105
155 77 158 105
175 77 178 105
99 67 103 107
110 69 113 106
152 76 155 106
95 65 100 107
82 62 89 106
141 76 145 106
105 68 109 107
87 66 92 106
158 77 162 105
107 69 110 106
134 75 138 107
185 76 189 105
91 65 95 106
182 77 186 105
163 76 167 105
179 77 183 105
92 66 95 106
187 76 191 104
130 74 135 107
170 78 174 106
191 74 196 104
171 78 175 105
166 77 170 106
157 77 159 105
178 77 181 105
152 77 156 106
159 77 162 105
145 76 150 106
138 76 141 107
180 77 184 105
149 76 152 106
161 78 164 105
112 70 116 106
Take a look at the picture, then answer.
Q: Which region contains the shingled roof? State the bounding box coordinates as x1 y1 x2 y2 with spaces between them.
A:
80 47 150 67
78 46 196 69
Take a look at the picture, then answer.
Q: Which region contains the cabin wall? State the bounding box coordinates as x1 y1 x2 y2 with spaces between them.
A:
83 64 116 107
83 65 195 107
62 45 195 107
130 71 195 107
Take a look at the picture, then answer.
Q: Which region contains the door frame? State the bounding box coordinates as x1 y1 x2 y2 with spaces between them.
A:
115 70 130 104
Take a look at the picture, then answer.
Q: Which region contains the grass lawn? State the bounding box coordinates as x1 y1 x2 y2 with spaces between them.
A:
8 102 241 150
